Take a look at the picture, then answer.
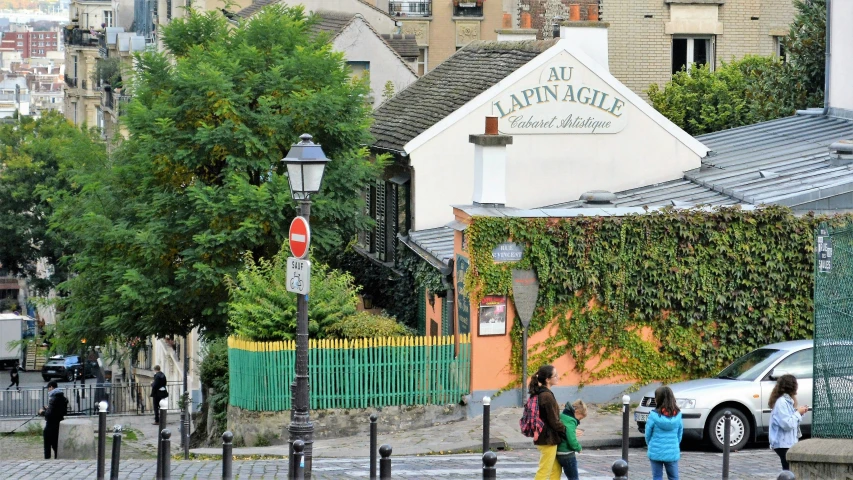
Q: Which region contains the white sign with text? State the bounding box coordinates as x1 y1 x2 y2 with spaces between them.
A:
286 257 311 295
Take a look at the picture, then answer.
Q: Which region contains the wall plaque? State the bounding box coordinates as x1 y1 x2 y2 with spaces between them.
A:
492 242 524 262
511 269 539 328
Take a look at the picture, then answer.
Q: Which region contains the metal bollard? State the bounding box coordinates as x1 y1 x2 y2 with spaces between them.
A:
379 444 392 480
612 459 628 480
159 429 172 480
369 414 378 480
778 472 796 480
722 411 732 480
293 440 305 480
97 401 108 480
156 398 169 479
182 394 191 460
483 396 491 455
482 451 497 479
222 431 233 480
621 395 630 463
109 425 122 480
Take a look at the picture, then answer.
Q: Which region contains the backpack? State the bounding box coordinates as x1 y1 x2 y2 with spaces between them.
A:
520 395 545 441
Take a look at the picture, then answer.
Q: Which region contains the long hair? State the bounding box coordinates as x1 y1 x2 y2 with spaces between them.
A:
769 374 798 409
654 386 680 417
528 365 556 395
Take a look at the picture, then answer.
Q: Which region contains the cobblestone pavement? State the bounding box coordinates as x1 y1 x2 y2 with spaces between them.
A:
0 446 787 479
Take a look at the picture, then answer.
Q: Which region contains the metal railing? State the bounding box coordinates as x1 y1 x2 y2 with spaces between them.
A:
64 27 100 47
64 74 77 88
389 0 431 17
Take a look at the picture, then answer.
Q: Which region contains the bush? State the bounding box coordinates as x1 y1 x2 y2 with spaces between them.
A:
198 337 229 438
325 311 415 339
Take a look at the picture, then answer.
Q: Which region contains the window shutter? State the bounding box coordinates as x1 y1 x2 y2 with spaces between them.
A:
417 287 426 336
376 181 386 261
386 183 398 264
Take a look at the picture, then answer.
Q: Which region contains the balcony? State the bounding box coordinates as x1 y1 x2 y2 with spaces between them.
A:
63 27 100 47
389 0 431 17
64 74 77 88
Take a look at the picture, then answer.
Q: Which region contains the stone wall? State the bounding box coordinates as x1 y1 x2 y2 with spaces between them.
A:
227 403 467 447
789 438 853 480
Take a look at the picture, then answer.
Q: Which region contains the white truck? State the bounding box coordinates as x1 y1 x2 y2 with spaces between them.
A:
0 313 26 369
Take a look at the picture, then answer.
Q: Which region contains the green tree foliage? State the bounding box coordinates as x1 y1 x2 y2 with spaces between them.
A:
198 336 229 437
325 311 414 338
51 6 383 344
648 0 825 135
0 112 106 292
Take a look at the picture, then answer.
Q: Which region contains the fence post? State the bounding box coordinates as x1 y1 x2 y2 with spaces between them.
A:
159 429 171 480
222 431 233 480
379 444 392 480
292 439 305 480
722 411 731 480
109 425 122 480
482 451 497 479
97 401 108 480
612 459 628 480
778 472 795 480
621 395 630 463
370 414 378 480
483 396 491 456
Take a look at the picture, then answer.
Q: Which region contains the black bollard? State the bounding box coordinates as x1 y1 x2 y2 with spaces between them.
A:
621 395 630 463
370 414 378 480
156 398 169 479
379 444 392 480
97 401 108 480
109 425 122 480
722 411 731 480
293 440 305 480
612 459 628 480
483 396 491 456
159 429 172 480
222 431 233 480
778 471 796 480
482 451 497 479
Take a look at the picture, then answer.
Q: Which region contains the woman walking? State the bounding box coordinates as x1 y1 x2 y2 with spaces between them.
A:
645 386 683 480
529 365 567 480
769 374 808 471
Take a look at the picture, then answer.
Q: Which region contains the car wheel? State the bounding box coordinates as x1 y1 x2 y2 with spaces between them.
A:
42 375 50 382
708 408 751 452
65 370 74 382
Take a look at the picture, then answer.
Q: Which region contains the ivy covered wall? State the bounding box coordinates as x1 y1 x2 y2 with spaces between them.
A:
464 206 851 388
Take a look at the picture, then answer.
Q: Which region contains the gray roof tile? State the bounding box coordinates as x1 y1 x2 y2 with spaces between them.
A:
380 34 419 59
309 11 356 37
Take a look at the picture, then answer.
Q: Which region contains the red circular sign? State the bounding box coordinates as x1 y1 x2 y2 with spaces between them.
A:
289 216 311 258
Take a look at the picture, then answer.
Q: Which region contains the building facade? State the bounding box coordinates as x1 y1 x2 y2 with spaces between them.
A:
0 30 60 58
63 0 111 126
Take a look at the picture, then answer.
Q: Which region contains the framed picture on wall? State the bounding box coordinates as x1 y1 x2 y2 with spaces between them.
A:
478 295 507 336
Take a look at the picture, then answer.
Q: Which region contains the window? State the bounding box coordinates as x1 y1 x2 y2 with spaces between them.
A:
72 55 78 79
346 61 370 78
775 36 786 62
672 36 713 74
362 174 410 264
417 47 428 76
453 2 482 17
104 11 113 27
17 34 22 39
772 349 813 379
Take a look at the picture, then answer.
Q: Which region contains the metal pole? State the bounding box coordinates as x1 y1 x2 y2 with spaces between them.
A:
379 444 392 480
81 344 86 400
369 414 378 480
293 439 305 480
159 429 171 480
482 451 497 479
482 396 491 455
621 395 630 463
722 411 731 480
287 200 314 479
521 326 529 404
612 459 628 480
156 398 168 479
97 401 108 480
109 425 122 480
222 431 233 480
183 333 190 459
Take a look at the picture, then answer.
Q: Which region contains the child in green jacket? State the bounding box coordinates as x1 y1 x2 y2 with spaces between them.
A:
557 400 586 480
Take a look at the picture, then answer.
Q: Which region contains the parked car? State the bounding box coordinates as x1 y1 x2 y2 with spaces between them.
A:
634 340 814 452
41 355 97 382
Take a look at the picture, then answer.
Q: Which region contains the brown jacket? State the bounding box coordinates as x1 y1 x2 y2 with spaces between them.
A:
532 386 566 446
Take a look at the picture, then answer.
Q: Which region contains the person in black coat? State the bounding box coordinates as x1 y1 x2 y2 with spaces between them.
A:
38 381 67 459
150 365 168 425
7 361 21 390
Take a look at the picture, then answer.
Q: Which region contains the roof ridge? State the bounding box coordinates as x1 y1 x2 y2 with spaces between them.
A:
355 0 394 20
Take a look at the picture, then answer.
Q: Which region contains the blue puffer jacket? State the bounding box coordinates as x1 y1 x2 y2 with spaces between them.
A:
645 410 683 462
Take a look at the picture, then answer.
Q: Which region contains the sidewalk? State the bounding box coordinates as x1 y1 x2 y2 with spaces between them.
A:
190 404 646 458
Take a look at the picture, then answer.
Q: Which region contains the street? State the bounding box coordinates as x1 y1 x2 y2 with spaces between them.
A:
0 446 787 479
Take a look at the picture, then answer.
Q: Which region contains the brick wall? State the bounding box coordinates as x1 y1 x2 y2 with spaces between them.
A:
517 0 599 39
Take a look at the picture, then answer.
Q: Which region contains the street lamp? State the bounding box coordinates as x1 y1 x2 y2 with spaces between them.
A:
281 133 330 479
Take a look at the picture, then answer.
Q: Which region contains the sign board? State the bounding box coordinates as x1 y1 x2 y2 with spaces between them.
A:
456 255 471 334
478 296 507 336
492 242 524 262
818 228 833 273
289 216 311 259
286 257 311 294
511 269 539 328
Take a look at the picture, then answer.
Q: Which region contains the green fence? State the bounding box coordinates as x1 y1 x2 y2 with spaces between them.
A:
228 334 471 411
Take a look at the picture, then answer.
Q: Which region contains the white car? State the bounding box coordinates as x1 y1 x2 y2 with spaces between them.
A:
634 340 814 451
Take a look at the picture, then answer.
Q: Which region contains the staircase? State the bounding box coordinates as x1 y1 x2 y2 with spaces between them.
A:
25 344 48 371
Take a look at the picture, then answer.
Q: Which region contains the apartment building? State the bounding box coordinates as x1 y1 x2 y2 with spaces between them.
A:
0 29 61 59
63 0 111 126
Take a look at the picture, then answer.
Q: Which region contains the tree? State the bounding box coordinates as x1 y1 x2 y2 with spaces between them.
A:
51 6 383 345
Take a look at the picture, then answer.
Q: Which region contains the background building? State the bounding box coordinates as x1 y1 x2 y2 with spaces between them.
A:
0 28 60 58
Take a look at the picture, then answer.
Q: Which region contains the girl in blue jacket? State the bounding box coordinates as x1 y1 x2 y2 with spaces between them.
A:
769 374 808 471
645 386 683 480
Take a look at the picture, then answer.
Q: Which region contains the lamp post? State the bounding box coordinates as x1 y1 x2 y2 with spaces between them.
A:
281 133 330 479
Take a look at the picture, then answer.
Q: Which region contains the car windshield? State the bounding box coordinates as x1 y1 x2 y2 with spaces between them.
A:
717 348 785 381
45 360 64 366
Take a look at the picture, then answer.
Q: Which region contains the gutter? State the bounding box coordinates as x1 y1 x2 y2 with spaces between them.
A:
823 0 832 115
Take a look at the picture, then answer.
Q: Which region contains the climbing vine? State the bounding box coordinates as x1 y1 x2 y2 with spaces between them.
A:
465 206 852 388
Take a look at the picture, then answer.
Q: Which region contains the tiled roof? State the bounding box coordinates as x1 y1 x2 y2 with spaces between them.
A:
370 39 558 153
545 179 739 208
235 0 278 18
309 11 356 37
380 34 419 59
405 227 455 268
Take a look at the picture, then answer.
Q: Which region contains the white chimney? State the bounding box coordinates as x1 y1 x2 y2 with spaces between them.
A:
828 1 853 113
470 117 512 206
559 21 609 71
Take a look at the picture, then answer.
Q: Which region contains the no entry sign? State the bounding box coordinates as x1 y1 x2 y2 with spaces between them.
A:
289 216 311 259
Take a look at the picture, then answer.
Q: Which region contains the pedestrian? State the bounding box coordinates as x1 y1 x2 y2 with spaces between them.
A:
556 399 587 480
7 361 20 390
529 364 567 480
38 380 67 459
769 374 808 471
645 386 683 480
150 365 168 425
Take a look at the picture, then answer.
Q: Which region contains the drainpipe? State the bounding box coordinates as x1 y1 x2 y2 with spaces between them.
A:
822 0 831 115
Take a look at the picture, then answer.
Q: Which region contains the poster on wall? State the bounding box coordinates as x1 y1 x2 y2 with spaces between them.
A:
478 295 507 336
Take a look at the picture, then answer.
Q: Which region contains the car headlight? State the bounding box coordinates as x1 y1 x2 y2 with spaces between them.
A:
675 398 696 409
